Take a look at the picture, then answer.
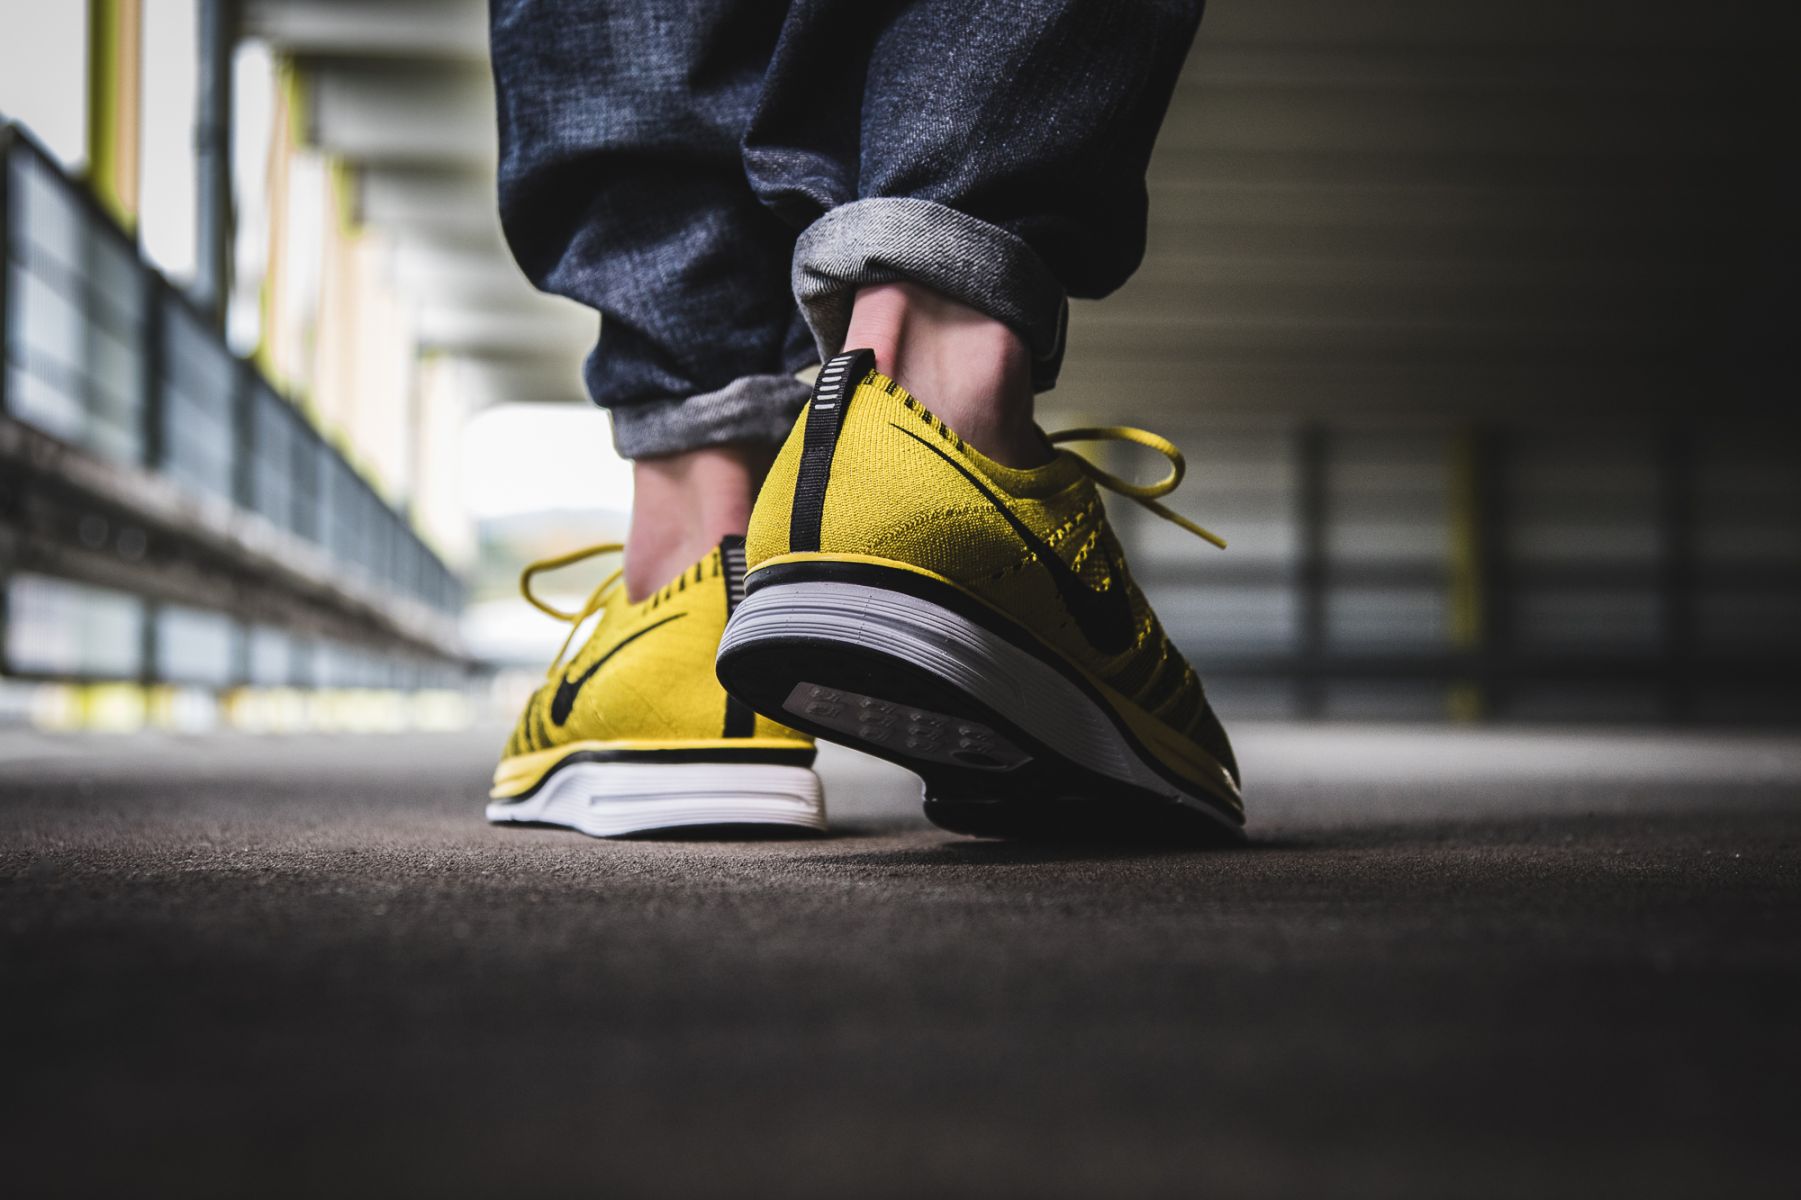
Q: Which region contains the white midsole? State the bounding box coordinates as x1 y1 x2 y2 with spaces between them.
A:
486 762 825 838
720 579 1240 829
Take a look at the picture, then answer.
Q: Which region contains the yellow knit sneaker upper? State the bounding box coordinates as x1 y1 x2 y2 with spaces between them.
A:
491 538 812 800
745 366 1239 803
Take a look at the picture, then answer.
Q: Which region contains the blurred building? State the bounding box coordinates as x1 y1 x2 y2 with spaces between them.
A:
0 0 1795 728
1086 1 1799 723
0 0 534 729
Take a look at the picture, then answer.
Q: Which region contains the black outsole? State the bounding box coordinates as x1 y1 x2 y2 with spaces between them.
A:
716 633 1243 845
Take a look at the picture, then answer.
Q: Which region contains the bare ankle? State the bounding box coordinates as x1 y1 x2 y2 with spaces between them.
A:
625 444 774 601
843 282 1049 468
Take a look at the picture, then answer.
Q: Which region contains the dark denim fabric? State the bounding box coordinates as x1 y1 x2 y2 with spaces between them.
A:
490 0 1203 458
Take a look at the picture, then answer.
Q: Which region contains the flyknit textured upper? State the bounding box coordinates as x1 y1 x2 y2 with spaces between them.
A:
502 542 805 762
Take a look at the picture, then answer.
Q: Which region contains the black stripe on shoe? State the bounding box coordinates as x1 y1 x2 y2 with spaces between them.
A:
720 535 756 737
789 349 876 553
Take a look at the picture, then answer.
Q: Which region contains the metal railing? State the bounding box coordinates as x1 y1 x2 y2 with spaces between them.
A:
0 122 468 690
1120 419 1801 724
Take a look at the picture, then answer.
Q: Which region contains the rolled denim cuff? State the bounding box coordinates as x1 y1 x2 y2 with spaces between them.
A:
607 372 812 459
792 198 1069 391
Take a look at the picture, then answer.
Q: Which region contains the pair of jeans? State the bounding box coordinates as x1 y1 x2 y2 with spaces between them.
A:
490 0 1204 458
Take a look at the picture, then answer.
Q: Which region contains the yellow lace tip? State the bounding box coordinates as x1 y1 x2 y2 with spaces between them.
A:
1165 508 1228 550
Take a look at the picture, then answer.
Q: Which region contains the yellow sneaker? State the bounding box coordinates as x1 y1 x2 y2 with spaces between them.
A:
716 350 1242 840
487 538 823 837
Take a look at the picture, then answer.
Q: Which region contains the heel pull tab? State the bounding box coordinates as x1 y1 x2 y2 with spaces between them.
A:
719 535 748 614
789 349 876 553
717 534 756 736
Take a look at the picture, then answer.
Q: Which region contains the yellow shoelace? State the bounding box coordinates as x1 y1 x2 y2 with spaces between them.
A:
519 541 625 679
1048 427 1227 549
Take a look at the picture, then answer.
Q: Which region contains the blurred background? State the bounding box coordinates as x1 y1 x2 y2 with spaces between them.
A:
1 0 1796 734
6 7 1801 1195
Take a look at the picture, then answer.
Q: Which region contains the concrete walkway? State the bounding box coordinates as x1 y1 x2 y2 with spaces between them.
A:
3 725 1798 1197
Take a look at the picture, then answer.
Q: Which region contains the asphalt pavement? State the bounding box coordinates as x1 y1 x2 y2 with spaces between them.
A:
3 723 1799 1198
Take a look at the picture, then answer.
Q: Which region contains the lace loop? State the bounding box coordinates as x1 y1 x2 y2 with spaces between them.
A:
518 541 626 677
1048 426 1227 549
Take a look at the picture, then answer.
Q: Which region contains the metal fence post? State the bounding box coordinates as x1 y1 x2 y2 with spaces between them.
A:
1658 424 1697 722
192 0 236 329
0 127 12 424
137 249 165 688
1447 427 1487 719
0 129 14 677
1471 427 1509 719
1295 424 1328 718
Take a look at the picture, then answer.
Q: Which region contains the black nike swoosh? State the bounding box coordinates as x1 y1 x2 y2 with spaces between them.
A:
549 613 686 726
891 425 1138 655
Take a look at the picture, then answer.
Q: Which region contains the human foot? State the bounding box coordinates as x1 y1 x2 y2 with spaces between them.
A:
624 444 775 602
842 282 1049 469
